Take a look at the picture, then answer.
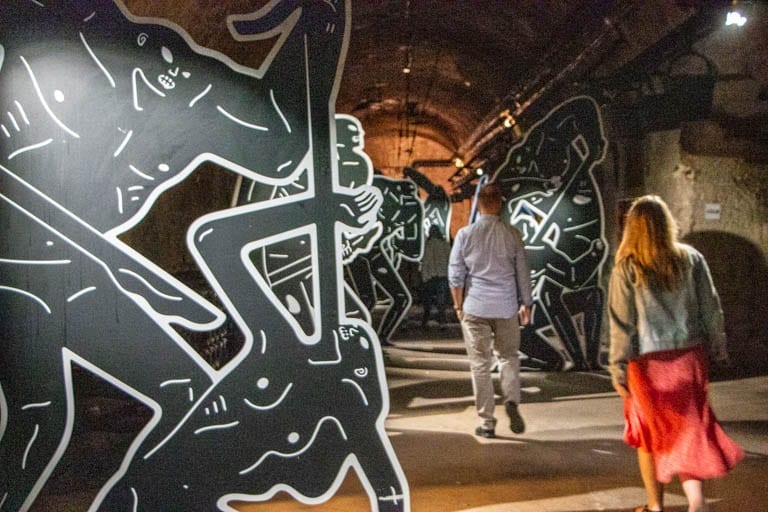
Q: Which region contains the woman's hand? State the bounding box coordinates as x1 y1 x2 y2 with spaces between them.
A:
613 381 631 399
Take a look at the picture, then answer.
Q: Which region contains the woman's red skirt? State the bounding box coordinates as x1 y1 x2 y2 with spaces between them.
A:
623 343 744 483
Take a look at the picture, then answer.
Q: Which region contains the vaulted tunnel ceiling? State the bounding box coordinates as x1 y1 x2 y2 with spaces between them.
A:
124 0 718 191
336 0 699 182
338 0 621 173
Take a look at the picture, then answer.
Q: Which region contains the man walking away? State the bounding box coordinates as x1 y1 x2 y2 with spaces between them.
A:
448 183 533 438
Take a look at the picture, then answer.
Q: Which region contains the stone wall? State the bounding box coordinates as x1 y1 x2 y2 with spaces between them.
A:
605 123 768 372
596 7 768 372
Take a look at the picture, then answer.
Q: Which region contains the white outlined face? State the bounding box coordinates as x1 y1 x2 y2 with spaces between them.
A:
335 115 372 189
157 45 191 90
132 32 196 110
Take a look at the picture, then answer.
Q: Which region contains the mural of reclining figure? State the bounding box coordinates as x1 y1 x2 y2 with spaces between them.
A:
491 96 608 370
0 0 336 509
104 227 408 511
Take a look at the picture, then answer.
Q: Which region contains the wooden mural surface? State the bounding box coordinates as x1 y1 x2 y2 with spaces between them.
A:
0 1 410 510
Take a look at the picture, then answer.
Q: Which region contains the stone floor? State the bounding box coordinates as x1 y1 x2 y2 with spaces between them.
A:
232 340 768 512
33 317 768 512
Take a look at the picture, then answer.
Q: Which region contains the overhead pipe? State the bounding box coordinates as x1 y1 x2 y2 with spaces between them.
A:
463 0 731 169
457 1 639 167
409 159 456 168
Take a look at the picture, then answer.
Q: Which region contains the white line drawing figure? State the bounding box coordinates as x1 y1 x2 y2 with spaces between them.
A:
335 115 385 267
346 176 426 344
490 95 609 371
0 0 408 510
97 3 409 510
403 166 452 241
237 113 384 326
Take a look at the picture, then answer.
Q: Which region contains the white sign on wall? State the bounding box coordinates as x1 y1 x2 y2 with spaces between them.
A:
704 203 721 220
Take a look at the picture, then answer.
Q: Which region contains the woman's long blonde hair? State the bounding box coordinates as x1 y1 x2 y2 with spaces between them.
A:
615 195 686 290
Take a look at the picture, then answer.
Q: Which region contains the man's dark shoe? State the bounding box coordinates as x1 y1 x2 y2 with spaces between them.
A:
505 401 525 434
474 426 495 438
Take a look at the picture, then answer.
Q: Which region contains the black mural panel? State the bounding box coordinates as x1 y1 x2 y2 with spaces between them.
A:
490 96 608 371
0 1 409 511
403 166 451 240
236 113 383 330
346 176 425 343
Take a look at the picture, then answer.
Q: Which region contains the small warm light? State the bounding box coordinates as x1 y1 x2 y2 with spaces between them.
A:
453 157 464 168
725 10 747 26
403 50 413 74
500 108 517 129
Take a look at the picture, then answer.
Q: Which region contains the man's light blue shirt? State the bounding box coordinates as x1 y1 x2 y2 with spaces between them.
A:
448 214 533 319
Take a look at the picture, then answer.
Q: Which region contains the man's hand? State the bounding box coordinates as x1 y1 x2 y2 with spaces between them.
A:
518 304 531 326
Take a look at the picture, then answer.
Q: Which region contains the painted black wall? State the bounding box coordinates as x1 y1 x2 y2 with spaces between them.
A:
490 96 609 371
0 1 409 510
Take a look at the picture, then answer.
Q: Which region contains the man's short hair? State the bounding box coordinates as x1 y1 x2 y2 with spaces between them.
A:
478 183 503 211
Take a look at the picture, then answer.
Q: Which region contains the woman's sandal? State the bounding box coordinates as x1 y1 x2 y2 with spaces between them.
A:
634 506 664 512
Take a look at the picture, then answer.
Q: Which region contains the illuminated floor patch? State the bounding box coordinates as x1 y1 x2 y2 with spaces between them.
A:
455 487 692 511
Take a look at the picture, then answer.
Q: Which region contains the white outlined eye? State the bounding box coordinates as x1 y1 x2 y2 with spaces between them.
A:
161 46 173 64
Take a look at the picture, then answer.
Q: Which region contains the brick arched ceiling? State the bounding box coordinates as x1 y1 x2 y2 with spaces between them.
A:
337 0 617 175
335 0 702 181
124 0 706 185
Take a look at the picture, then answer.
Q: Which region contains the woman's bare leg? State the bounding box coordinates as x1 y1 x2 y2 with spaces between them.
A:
638 449 664 511
680 474 708 512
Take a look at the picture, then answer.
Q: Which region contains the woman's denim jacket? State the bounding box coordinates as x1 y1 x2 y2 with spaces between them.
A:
608 244 727 387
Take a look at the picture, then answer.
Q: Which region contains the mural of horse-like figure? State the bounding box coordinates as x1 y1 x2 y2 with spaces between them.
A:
0 0 409 510
491 96 608 371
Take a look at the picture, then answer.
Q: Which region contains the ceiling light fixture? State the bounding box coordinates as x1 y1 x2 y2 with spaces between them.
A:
499 109 524 138
726 1 747 26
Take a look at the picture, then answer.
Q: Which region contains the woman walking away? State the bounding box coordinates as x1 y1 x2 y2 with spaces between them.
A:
608 195 743 512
